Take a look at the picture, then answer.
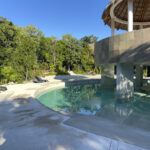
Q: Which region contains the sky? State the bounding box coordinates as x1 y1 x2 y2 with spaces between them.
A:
0 0 125 40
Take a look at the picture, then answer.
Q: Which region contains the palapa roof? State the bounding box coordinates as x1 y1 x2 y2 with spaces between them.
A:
102 0 150 30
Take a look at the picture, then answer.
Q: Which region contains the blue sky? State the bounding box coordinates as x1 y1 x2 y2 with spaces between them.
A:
0 0 124 40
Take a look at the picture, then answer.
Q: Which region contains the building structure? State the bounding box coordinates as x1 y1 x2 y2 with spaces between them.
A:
95 0 150 99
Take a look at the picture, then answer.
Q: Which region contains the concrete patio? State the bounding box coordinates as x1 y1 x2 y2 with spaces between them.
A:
0 75 148 150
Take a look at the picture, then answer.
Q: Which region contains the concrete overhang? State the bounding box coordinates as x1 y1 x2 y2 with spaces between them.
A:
95 28 150 65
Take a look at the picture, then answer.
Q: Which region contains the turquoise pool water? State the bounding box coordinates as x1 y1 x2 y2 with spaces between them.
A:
38 83 150 118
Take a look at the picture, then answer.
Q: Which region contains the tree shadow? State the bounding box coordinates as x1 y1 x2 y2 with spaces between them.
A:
0 95 112 150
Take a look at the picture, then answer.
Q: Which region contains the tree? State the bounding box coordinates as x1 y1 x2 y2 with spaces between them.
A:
61 34 83 71
0 16 100 84
0 16 18 66
0 17 19 82
38 37 53 69
21 24 44 38
12 34 37 81
80 34 98 44
81 44 95 72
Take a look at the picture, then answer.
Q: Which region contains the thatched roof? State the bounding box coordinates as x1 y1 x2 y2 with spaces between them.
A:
102 0 150 30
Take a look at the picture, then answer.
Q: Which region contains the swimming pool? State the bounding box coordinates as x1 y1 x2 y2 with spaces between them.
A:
37 83 150 121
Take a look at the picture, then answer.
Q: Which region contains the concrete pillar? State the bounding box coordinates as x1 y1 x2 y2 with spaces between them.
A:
116 0 134 100
101 64 114 89
128 0 133 32
111 18 115 36
116 63 134 99
135 65 143 89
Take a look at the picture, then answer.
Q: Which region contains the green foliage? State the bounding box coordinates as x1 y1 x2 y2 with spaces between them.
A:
56 70 69 75
80 35 98 44
143 68 147 77
30 70 43 77
0 16 100 84
21 24 44 38
73 67 84 74
12 34 37 81
0 17 18 66
60 34 83 71
1 66 17 83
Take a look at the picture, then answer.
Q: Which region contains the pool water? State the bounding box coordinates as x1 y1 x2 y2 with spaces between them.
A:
38 83 150 118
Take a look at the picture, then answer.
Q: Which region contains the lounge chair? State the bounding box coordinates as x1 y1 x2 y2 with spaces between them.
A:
0 86 7 91
32 76 48 83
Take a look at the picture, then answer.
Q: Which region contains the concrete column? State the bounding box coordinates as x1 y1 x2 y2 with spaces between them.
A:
135 65 143 89
101 64 114 89
128 0 133 32
116 63 134 99
111 18 115 36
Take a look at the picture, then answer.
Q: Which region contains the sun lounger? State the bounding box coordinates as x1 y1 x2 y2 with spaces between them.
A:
0 86 7 91
32 76 48 83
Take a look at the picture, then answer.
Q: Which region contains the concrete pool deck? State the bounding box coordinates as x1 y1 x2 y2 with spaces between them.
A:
0 75 149 150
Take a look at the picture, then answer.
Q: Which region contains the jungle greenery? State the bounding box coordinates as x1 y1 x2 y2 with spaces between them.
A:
0 16 100 84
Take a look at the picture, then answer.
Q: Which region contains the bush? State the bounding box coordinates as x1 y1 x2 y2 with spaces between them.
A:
56 67 69 75
30 70 43 78
73 65 84 74
93 66 101 74
0 66 18 83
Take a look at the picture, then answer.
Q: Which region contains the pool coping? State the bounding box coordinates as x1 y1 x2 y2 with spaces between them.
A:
35 79 101 98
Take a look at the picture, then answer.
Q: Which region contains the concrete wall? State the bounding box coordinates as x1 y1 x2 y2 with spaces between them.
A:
95 28 150 65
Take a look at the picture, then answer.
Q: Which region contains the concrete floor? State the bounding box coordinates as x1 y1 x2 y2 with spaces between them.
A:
0 75 149 150
65 114 150 149
0 97 147 150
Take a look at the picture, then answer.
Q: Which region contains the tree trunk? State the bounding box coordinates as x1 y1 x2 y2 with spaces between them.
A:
25 68 28 81
68 64 70 71
53 42 56 66
53 52 56 66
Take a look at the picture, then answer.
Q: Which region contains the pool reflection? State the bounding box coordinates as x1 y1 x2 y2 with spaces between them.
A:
38 83 150 130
